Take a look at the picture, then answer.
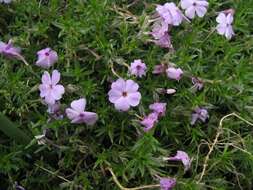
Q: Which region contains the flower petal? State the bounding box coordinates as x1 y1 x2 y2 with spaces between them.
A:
51 70 61 85
127 92 141 106
125 80 139 93
42 71 51 85
82 111 98 125
70 98 86 113
114 97 130 111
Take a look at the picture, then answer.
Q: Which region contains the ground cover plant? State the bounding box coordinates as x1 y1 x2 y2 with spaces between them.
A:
0 0 253 189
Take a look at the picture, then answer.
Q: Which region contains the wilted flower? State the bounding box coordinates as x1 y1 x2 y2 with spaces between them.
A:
149 102 167 117
14 182 26 190
154 33 173 49
35 134 46 145
0 40 22 59
66 98 98 125
165 150 191 172
159 177 177 190
129 59 147 78
36 47 58 68
166 67 183 81
47 102 63 120
191 107 209 125
181 0 209 19
156 3 184 26
191 77 204 91
108 78 141 111
140 113 158 132
39 70 65 105
153 64 167 74
216 11 235 40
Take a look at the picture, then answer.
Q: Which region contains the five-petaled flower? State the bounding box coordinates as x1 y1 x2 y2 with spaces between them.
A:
66 98 98 125
216 11 235 40
130 59 147 78
159 177 177 190
166 67 184 81
164 150 191 172
108 78 141 111
36 48 58 68
39 70 65 105
181 0 209 19
156 3 184 26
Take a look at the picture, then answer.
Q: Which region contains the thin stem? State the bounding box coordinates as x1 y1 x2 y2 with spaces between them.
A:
198 113 253 183
107 167 160 190
110 63 122 78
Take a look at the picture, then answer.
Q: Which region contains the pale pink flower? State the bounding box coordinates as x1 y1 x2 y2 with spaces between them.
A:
166 67 183 81
36 48 58 68
159 177 177 190
47 102 63 120
151 20 169 39
140 113 158 132
130 59 147 77
66 98 98 125
39 70 65 105
216 12 235 40
165 150 191 172
108 79 141 111
181 0 209 19
156 3 184 26
0 40 21 59
149 102 167 117
191 107 209 125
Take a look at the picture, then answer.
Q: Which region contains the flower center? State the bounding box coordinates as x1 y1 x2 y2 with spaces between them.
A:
193 2 197 6
136 65 142 70
79 113 85 117
122 91 128 97
45 52 50 56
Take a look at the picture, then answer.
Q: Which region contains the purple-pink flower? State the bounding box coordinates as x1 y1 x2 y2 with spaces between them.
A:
129 59 147 78
66 98 98 125
108 78 141 111
140 113 158 132
149 102 167 117
216 11 235 40
191 107 209 125
181 0 209 19
160 177 177 190
36 48 58 68
165 150 191 172
47 102 63 120
0 40 21 59
166 67 183 81
156 3 184 26
39 70 65 105
154 33 173 49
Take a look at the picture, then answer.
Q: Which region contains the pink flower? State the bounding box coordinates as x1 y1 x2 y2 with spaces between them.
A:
151 20 169 39
181 0 209 19
130 59 147 78
140 113 158 132
39 70 65 105
159 177 177 190
165 150 191 172
149 102 167 117
36 48 58 68
166 67 183 81
47 102 63 120
0 40 22 59
108 79 141 111
191 107 209 125
216 12 235 40
156 3 184 26
66 98 98 125
153 64 167 74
